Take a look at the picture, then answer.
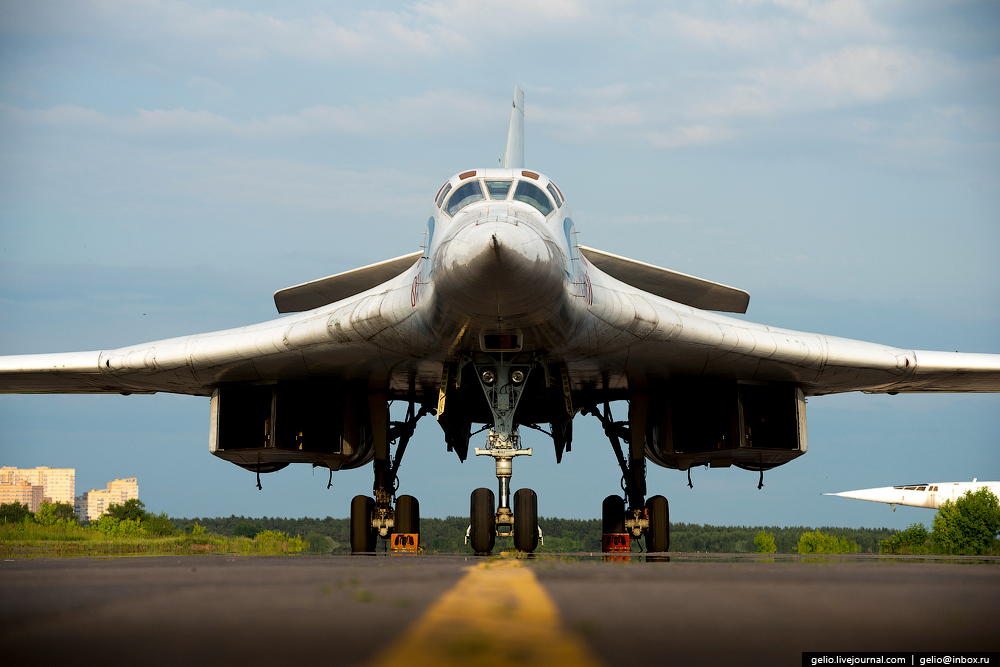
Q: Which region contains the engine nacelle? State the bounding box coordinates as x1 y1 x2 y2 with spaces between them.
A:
641 380 807 472
209 382 376 472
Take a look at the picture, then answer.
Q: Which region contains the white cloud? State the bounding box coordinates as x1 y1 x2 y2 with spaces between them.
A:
647 124 734 148
86 0 593 65
931 106 999 135
670 13 781 50
768 0 892 38
170 157 434 214
0 90 499 140
794 46 940 102
414 0 589 32
18 0 439 65
531 91 646 144
8 0 599 67
186 76 232 101
0 0 993 167
686 46 953 120
666 0 891 52
601 213 696 225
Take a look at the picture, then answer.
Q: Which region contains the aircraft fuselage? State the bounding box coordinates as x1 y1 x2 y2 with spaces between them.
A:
828 481 1000 510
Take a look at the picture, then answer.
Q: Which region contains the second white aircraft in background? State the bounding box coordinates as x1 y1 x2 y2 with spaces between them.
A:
826 480 1000 511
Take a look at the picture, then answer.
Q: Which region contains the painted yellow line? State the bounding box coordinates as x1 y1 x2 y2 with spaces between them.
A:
370 559 603 667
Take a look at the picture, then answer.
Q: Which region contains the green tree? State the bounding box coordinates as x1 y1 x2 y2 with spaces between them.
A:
304 532 334 554
142 512 175 537
797 529 859 555
754 530 777 554
932 488 1000 554
92 514 146 537
0 502 33 524
106 498 146 522
234 522 262 539
880 523 930 554
34 501 77 526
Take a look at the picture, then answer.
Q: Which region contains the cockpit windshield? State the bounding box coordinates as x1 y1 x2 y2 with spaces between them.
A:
513 180 554 216
445 180 485 217
485 180 512 200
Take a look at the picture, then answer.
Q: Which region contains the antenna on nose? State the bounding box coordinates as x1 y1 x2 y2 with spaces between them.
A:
501 86 524 169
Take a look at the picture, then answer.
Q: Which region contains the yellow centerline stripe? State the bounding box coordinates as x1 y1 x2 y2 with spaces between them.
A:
370 559 603 667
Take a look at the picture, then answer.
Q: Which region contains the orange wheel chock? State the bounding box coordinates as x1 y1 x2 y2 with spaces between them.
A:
390 533 420 553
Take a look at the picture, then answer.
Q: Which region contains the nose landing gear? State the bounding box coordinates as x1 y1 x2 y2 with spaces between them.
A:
468 486 541 555
467 352 541 555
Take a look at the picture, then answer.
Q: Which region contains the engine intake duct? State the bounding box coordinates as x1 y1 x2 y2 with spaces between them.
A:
642 380 807 472
209 382 375 471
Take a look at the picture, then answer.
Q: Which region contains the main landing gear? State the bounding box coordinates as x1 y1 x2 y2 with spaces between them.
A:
351 399 430 554
585 402 670 553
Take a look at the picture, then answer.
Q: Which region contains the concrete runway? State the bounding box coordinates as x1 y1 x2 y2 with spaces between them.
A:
2 554 998 666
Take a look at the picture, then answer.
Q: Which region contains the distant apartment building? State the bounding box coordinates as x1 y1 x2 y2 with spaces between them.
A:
0 482 45 512
0 466 76 510
75 478 139 521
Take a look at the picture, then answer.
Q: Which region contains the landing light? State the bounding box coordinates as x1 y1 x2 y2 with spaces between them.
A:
511 370 525 384
482 370 496 385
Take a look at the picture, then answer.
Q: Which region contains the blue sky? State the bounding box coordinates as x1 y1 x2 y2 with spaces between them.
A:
1 0 998 530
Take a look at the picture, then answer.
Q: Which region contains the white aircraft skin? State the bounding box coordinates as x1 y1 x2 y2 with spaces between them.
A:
826 480 1000 510
4 170 998 397
2 87 999 553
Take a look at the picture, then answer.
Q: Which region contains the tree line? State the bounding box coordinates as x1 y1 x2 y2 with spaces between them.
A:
169 515 897 555
8 488 995 556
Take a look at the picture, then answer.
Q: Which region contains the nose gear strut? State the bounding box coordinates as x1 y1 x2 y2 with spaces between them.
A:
461 350 548 555
472 352 535 533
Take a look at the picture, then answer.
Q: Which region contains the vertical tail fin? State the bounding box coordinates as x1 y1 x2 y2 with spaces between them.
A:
501 86 524 169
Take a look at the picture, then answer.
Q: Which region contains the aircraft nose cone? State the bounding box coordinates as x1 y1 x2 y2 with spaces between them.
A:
432 215 565 326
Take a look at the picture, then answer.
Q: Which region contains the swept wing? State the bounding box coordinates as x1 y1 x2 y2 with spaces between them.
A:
1 86 998 554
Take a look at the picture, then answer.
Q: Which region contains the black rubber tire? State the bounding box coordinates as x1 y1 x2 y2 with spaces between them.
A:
469 487 496 555
602 495 625 535
396 494 419 535
350 495 376 554
513 488 539 553
645 494 669 553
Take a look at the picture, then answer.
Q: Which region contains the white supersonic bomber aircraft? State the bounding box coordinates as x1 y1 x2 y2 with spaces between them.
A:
827 480 1000 511
2 87 1000 555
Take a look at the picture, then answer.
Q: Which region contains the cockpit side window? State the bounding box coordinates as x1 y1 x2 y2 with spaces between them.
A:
485 180 512 200
445 180 485 217
551 181 565 202
425 216 435 251
513 180 554 216
436 182 453 207
546 183 563 208
563 217 578 260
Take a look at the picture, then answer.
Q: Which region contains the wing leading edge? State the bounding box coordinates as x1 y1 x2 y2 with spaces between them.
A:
1 249 425 396
873 350 1000 393
0 351 119 394
580 245 750 313
274 250 422 313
